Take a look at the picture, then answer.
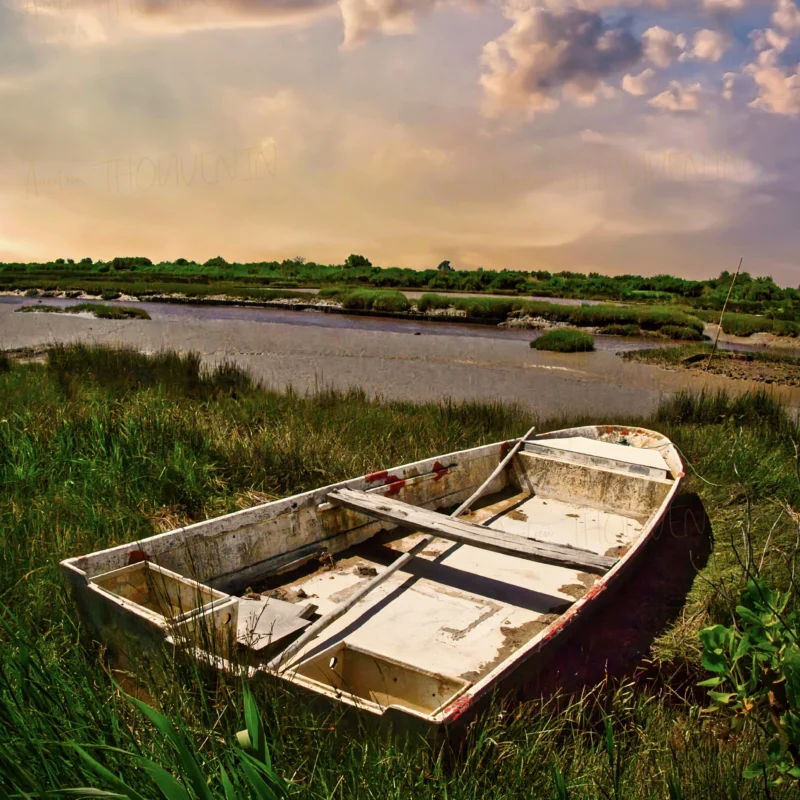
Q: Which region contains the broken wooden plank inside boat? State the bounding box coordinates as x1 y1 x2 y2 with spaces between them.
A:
61 424 683 732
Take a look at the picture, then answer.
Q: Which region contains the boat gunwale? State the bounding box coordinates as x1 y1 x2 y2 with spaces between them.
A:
58 438 507 581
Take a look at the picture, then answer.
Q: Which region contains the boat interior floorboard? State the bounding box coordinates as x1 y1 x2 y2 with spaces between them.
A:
267 489 644 684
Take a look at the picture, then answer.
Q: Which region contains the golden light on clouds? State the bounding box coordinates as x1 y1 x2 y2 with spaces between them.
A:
0 0 799 280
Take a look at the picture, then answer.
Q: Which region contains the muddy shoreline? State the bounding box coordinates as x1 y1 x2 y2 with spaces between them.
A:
623 345 800 387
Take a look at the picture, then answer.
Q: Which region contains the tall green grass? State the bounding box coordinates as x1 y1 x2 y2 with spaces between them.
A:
0 347 798 796
416 294 704 336
530 329 595 352
319 287 410 312
693 310 800 338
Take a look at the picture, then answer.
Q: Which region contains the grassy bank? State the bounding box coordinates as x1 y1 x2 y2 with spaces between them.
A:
0 346 799 796
16 302 151 320
318 286 411 312
417 293 705 338
531 329 595 352
623 343 800 385
693 309 800 338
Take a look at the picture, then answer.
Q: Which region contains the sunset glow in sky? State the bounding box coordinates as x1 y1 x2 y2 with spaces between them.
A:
2 0 799 282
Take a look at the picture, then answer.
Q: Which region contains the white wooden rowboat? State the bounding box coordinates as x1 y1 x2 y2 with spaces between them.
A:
61 424 683 732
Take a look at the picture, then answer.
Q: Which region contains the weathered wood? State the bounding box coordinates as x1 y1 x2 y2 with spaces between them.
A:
268 425 538 673
327 488 616 575
237 597 316 652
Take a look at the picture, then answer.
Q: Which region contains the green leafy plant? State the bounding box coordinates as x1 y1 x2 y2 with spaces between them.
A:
698 578 800 786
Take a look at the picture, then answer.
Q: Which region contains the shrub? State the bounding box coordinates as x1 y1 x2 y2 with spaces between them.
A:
111 256 152 270
416 293 453 312
600 324 641 336
0 353 10 373
337 289 410 313
345 254 372 268
455 297 514 318
659 325 703 341
530 329 595 352
416 294 513 318
698 579 800 787
369 290 410 313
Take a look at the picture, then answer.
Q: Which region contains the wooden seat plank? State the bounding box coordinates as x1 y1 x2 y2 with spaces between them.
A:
326 488 616 575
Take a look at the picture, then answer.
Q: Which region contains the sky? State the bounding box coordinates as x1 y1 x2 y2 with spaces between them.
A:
1 0 799 284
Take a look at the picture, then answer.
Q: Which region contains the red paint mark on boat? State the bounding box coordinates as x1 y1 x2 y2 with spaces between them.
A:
619 429 630 436
127 550 151 565
385 479 406 496
582 582 605 603
365 470 389 483
444 694 473 722
432 461 449 481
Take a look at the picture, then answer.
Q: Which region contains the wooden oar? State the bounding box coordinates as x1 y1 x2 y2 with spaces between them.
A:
268 425 537 673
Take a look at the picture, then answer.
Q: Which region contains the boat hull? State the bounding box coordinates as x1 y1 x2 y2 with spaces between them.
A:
61 424 683 733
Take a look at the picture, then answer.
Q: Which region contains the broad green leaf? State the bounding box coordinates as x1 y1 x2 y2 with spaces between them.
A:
243 684 269 769
708 691 735 705
72 745 149 800
138 759 193 800
699 625 730 651
219 765 237 800
238 759 280 800
125 694 214 800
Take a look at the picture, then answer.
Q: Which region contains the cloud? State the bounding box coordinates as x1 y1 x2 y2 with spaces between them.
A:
702 0 746 10
752 27 792 52
773 0 800 36
580 128 605 142
687 28 730 61
642 26 686 68
480 6 642 118
17 0 338 39
648 80 702 110
622 67 655 95
338 0 484 47
745 47 800 115
722 70 736 99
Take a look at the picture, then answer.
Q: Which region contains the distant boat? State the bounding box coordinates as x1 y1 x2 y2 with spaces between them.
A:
62 424 683 733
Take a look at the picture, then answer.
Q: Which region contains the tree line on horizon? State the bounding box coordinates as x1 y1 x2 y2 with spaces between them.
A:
1 254 796 318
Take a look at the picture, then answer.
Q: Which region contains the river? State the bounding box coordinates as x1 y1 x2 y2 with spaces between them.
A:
2 296 799 418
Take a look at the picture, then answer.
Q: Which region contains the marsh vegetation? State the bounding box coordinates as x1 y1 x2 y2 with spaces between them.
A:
0 346 798 796
530 329 596 352
2 258 797 338
16 302 151 320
